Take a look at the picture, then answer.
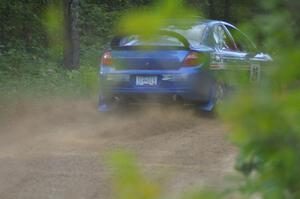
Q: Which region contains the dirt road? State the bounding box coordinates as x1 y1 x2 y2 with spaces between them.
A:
0 99 236 199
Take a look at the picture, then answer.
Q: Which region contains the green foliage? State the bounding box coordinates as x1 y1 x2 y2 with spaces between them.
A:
79 1 118 48
181 190 223 199
43 2 64 61
107 151 162 199
107 151 227 199
118 0 198 37
221 0 300 198
186 0 260 23
78 66 99 96
0 1 103 100
0 0 48 50
223 88 300 197
0 63 99 101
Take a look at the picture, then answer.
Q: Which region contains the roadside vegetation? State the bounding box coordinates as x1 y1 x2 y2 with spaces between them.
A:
0 0 265 100
1 0 300 199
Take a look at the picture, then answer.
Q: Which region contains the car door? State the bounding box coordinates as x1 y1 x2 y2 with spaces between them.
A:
212 24 251 84
224 24 273 82
224 24 268 82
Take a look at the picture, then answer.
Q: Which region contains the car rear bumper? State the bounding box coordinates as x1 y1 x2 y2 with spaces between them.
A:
99 66 215 103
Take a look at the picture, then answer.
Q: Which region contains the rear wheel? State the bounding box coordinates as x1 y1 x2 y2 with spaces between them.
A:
195 82 226 113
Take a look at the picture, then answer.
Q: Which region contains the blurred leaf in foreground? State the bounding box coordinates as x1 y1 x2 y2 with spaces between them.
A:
221 0 300 198
107 151 229 199
117 0 199 37
181 190 223 199
107 151 161 199
43 2 64 60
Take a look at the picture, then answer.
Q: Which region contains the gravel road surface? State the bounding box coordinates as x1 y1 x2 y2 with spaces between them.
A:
0 99 236 199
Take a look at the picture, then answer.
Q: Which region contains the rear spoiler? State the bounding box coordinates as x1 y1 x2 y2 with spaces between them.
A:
110 30 191 49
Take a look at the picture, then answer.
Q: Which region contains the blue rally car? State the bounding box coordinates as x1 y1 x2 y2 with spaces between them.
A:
98 20 271 112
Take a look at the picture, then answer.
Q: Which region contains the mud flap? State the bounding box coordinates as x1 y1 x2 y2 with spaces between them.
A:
198 100 215 112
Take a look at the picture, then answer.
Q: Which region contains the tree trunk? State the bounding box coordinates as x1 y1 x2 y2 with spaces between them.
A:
63 0 80 69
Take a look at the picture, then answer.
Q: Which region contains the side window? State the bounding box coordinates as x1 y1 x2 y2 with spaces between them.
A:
213 25 237 51
225 25 255 52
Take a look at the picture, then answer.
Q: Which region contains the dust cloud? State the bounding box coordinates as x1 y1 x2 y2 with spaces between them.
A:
0 98 236 199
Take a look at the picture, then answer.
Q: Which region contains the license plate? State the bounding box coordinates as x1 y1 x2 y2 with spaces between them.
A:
136 76 158 86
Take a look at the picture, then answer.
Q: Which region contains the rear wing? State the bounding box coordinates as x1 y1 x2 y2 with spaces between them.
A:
110 30 191 50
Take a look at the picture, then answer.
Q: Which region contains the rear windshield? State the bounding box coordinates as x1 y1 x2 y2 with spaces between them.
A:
119 35 185 47
118 23 207 48
168 24 207 47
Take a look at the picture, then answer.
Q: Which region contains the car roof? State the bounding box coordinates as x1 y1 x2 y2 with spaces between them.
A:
206 20 237 29
166 18 237 29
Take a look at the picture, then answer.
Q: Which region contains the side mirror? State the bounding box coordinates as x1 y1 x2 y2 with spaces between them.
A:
246 52 272 62
253 53 273 61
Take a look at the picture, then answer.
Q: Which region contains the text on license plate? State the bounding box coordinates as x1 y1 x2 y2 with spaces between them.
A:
136 76 158 86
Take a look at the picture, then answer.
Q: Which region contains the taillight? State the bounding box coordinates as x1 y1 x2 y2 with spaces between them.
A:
101 51 113 66
183 52 201 67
